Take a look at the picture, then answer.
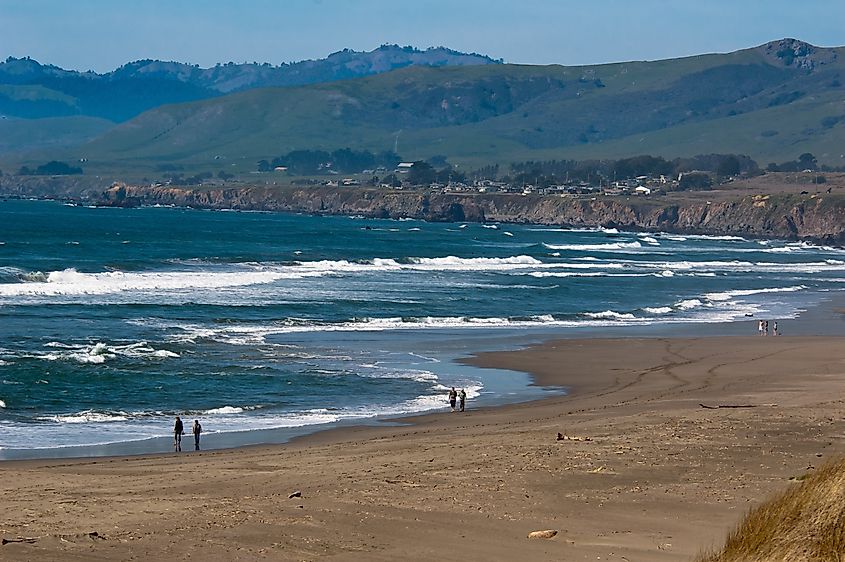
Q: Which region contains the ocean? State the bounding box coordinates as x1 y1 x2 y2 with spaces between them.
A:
1 199 844 458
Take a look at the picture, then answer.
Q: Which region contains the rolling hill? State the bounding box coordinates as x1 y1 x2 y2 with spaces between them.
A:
0 46 499 122
4 39 844 174
0 45 498 157
57 38 844 174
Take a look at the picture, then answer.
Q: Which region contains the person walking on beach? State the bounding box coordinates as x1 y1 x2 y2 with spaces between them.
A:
448 387 457 412
459 388 467 412
192 419 202 451
764 320 769 336
174 416 184 452
758 320 764 336
773 321 779 336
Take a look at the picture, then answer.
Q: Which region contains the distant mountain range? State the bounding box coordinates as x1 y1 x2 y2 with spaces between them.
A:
0 45 500 122
2 39 844 170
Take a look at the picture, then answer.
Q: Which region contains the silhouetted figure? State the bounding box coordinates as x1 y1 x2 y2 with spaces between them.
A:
448 387 457 412
459 389 467 412
174 416 184 452
192 419 202 451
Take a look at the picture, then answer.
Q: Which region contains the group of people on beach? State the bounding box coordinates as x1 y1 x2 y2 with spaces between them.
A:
448 387 467 412
757 320 779 336
173 416 202 452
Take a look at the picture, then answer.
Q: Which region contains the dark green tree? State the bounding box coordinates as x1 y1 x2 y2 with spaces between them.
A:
798 153 817 170
716 155 741 178
408 161 436 185
678 172 712 190
381 173 402 187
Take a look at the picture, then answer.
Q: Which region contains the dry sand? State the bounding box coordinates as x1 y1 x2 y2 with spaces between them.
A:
2 335 844 561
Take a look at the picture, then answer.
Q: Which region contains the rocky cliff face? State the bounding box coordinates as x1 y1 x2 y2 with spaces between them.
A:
89 183 845 245
2 178 842 245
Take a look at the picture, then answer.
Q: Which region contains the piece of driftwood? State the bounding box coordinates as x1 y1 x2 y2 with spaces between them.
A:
2 537 38 545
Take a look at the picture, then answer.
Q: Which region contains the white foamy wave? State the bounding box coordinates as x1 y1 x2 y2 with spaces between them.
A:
644 307 673 314
676 299 704 310
704 285 807 302
38 410 129 424
27 341 180 364
359 367 439 384
584 310 637 320
150 314 623 345
408 255 543 270
0 267 326 297
528 271 606 278
543 241 643 252
203 406 244 415
660 233 746 242
635 259 845 275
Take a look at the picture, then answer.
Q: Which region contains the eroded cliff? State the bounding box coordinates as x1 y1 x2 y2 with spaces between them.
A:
2 177 842 245
92 183 845 245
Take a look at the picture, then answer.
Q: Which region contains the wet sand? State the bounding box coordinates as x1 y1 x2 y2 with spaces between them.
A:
2 333 844 561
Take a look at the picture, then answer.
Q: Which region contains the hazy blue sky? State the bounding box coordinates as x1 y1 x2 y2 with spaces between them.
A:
2 0 844 72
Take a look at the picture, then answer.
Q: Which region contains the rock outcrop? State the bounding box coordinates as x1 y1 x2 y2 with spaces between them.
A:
92 183 845 245
2 177 843 245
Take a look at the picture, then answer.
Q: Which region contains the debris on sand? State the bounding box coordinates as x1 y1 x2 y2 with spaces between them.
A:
2 537 38 545
527 529 558 539
557 432 591 441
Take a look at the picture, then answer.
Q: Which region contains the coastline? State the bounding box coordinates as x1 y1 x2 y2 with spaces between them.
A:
3 173 845 246
1 299 844 559
2 290 843 461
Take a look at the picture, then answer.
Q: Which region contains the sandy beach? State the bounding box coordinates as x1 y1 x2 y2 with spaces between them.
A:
1 332 844 561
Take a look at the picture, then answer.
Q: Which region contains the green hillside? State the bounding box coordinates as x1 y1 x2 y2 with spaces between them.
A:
0 115 115 155
28 39 845 172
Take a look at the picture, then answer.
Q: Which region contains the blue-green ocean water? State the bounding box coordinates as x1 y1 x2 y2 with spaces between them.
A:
1 199 844 454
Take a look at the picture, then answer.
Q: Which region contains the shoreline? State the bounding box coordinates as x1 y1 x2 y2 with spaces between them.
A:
3 184 845 247
2 290 843 462
2 331 844 559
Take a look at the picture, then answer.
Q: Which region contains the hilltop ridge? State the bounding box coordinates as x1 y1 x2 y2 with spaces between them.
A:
67 38 845 172
0 45 500 122
2 38 844 169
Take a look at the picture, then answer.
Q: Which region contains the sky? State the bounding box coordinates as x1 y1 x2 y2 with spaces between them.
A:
1 0 844 72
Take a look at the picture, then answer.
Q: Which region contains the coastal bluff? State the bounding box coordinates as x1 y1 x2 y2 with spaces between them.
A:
2 175 844 244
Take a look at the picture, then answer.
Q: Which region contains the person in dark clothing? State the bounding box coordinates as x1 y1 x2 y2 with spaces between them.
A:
448 387 457 412
192 419 202 451
174 416 184 452
459 389 467 412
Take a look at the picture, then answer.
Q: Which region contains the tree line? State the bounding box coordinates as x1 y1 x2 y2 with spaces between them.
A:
258 148 402 175
17 161 83 176
504 154 760 187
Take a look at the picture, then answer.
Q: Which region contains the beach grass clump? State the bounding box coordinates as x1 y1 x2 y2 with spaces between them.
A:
698 457 845 562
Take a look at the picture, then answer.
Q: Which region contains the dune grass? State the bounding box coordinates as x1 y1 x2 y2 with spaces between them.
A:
698 458 845 562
